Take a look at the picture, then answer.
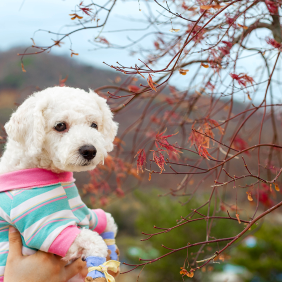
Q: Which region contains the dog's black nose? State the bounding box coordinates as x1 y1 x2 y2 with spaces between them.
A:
79 145 97 160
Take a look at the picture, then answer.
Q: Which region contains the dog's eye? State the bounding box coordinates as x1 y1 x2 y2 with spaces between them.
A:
91 123 98 130
54 122 67 132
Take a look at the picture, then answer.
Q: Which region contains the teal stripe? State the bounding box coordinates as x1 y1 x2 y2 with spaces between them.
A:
0 193 12 214
27 219 75 249
11 184 62 208
63 184 79 199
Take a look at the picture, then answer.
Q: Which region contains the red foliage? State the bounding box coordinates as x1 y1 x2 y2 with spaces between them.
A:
128 85 140 93
266 37 281 49
259 183 274 207
147 74 157 92
152 150 166 173
187 24 206 42
155 131 181 155
230 73 254 87
135 149 146 174
265 0 279 14
232 136 250 155
218 41 233 56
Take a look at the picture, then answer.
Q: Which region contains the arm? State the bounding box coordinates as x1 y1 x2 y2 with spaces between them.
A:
4 226 87 282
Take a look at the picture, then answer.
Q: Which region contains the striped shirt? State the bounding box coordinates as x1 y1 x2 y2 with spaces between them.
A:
0 168 107 281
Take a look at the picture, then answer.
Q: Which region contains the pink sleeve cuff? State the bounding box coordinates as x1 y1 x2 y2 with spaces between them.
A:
48 225 81 257
93 209 107 234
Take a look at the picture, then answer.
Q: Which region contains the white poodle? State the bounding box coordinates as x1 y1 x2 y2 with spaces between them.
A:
0 87 119 282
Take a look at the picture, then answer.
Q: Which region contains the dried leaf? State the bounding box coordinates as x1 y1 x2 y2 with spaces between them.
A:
179 69 189 75
186 271 194 278
200 4 222 10
147 74 157 92
148 172 152 181
169 28 180 32
71 52 79 57
238 24 248 30
275 183 280 191
69 13 83 20
236 213 241 224
201 63 209 68
21 63 26 73
246 191 253 201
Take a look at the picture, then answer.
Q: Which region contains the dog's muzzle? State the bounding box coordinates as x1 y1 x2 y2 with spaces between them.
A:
79 145 97 161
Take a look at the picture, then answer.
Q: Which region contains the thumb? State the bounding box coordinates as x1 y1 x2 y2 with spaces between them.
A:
7 226 23 260
65 258 87 280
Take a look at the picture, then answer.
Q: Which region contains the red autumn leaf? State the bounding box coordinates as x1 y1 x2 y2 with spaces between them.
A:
154 41 160 49
59 75 68 87
97 37 110 45
152 150 166 172
206 81 215 91
218 41 232 56
128 85 140 93
259 183 274 207
230 73 254 87
187 24 205 42
232 136 250 155
80 7 92 16
100 196 109 206
135 149 146 174
115 187 124 197
198 146 212 160
150 115 161 124
266 37 281 49
208 119 224 134
155 130 181 155
181 1 189 10
147 74 157 92
265 0 279 14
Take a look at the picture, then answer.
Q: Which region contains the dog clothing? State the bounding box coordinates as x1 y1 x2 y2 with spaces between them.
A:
0 168 107 281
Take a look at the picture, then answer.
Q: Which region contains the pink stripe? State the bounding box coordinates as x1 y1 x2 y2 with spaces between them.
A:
0 251 8 254
0 229 9 233
26 219 68 245
13 190 25 196
63 184 75 189
5 192 12 200
93 209 107 234
72 204 85 212
48 225 81 257
13 196 68 223
0 277 3 282
0 168 74 192
0 221 6 224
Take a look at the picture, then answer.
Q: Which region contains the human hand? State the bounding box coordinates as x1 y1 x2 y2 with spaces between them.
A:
4 226 87 282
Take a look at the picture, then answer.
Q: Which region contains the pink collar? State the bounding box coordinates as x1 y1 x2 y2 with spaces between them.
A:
0 168 75 192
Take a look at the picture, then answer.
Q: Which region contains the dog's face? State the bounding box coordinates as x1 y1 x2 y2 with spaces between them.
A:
4 87 118 172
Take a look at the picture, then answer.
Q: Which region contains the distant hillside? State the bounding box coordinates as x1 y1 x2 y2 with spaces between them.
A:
0 47 280 198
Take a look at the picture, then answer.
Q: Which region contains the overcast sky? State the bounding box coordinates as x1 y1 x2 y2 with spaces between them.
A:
0 0 154 69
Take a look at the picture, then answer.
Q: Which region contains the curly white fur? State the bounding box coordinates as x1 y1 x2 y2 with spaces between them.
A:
0 87 118 173
0 86 119 280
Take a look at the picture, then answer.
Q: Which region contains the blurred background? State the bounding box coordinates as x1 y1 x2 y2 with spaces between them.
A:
1 1 282 282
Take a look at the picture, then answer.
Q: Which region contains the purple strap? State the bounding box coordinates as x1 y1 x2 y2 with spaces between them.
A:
101 231 114 239
86 256 106 279
101 232 118 260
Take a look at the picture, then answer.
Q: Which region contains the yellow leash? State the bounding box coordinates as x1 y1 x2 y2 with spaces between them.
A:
88 260 120 282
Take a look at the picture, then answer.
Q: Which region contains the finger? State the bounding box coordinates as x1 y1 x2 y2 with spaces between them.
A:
7 226 23 259
65 258 87 280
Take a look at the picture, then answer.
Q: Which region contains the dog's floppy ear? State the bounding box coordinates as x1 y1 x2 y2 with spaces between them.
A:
5 95 46 156
89 89 118 152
